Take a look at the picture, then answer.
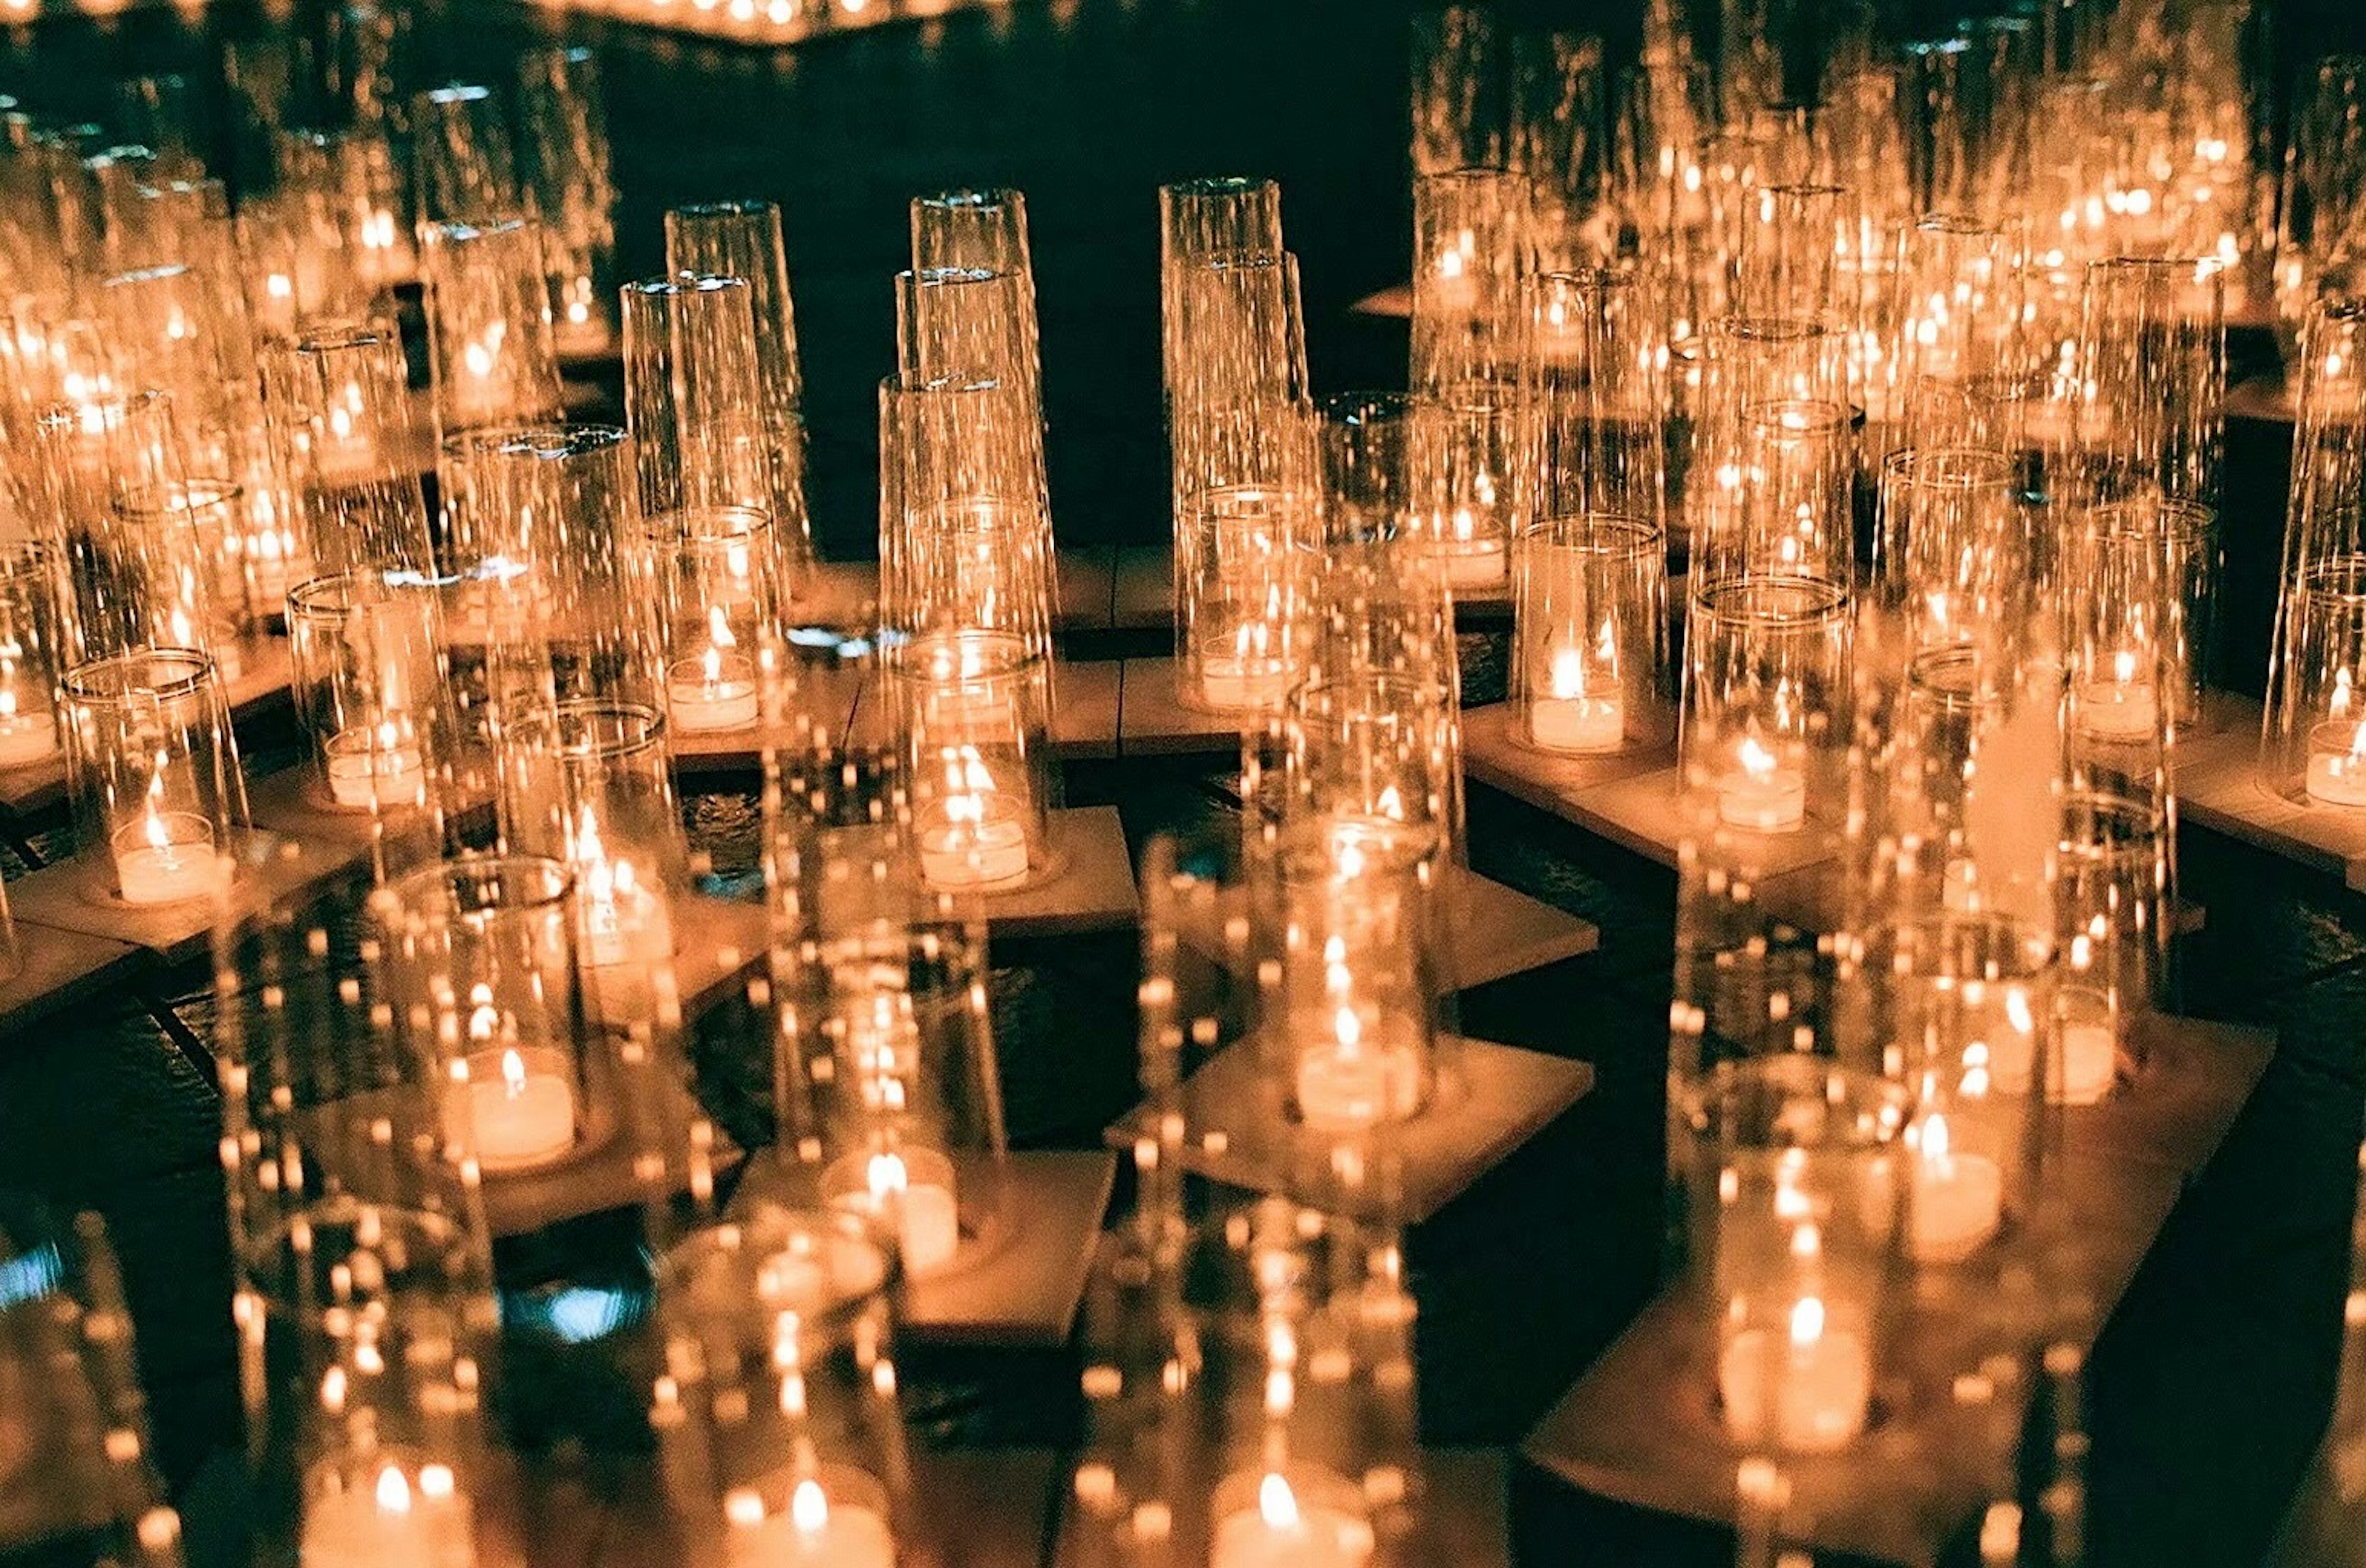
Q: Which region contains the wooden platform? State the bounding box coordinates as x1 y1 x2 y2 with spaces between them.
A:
1518 1014 2275 1567
2178 692 2366 892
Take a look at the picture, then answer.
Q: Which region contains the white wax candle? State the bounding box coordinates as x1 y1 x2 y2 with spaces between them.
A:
460 1047 578 1169
300 1463 474 1568
2074 659 2160 742
327 735 426 811
0 709 55 768
1295 1011 1426 1132
1437 539 1507 591
113 811 219 906
1209 1474 1374 1568
1195 653 1291 713
1716 739 1807 834
2304 718 2366 808
2058 1022 2118 1107
668 651 762 732
1717 1304 1872 1454
835 1151 962 1277
1527 694 1624 753
917 772 1032 890
1908 1144 2004 1264
724 1479 895 1568
581 859 666 969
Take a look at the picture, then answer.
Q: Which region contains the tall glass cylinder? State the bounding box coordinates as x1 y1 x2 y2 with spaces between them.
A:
0 540 63 770
517 46 617 360
409 83 518 225
1680 577 1852 837
885 629 1053 892
1409 168 1532 401
286 573 451 869
2058 256 2225 518
260 322 435 582
60 649 244 906
421 217 564 440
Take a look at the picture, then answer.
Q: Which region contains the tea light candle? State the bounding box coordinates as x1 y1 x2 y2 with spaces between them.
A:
1437 535 1507 591
1716 1296 1872 1454
581 855 665 969
326 729 425 811
1530 651 1624 752
668 648 761 732
113 809 219 906
0 705 55 768
918 752 1031 889
2075 651 2160 742
300 1462 474 1568
835 1151 961 1276
458 1046 577 1170
2058 1022 2118 1107
1716 736 1807 834
1428 241 1479 314
448 335 512 428
1908 1116 2003 1263
1210 1473 1374 1568
725 1478 895 1568
2304 718 2366 808
1197 652 1291 712
1295 1006 1425 1132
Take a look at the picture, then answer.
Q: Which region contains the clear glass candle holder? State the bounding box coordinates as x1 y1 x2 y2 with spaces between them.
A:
1513 514 1668 754
1409 168 1534 398
498 701 683 973
421 217 564 439
2063 499 2214 733
1680 576 1853 838
1177 469 1316 717
765 917 1009 1282
517 46 619 361
1692 396 1854 588
885 629 1052 892
409 81 519 225
59 648 242 906
1874 446 2024 667
1688 1055 1906 1455
0 540 63 770
287 573 450 832
654 518 781 737
1280 668 1459 869
1683 315 1847 553
259 322 436 582
374 852 591 1174
2058 255 2225 517
652 1209 911 1568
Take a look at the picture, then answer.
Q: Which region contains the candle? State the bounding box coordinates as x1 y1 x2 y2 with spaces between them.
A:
1716 1296 1872 1455
668 649 761 732
2057 1022 2118 1106
1716 736 1807 834
582 854 665 969
917 749 1031 890
0 703 54 768
1436 533 1506 591
314 387 381 484
2304 718 2366 808
1428 237 1480 314
2075 651 2160 742
1209 1473 1375 1568
834 1151 961 1277
453 1044 578 1170
1906 1115 2003 1263
1197 653 1291 712
724 1477 895 1568
1294 1006 1426 1132
1529 649 1624 752
325 728 425 811
300 1462 474 1568
113 808 219 906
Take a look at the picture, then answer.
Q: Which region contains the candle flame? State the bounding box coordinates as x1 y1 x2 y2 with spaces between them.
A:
866 1150 909 1199
791 1479 829 1537
2352 721 2366 762
144 808 170 851
1258 1473 1301 1531
500 1049 527 1097
1737 735 1778 781
1333 1006 1362 1049
1548 649 1586 701
374 1467 412 1514
2112 649 2137 685
1375 784 1404 821
1788 1294 1826 1348
707 603 736 650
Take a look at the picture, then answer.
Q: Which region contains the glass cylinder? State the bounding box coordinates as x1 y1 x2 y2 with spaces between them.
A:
421 217 564 440
409 83 518 224
1730 182 1853 325
1508 31 1614 272
1684 315 1847 554
885 629 1052 892
1693 396 1853 587
215 860 498 1568
2275 56 2366 326
1680 577 1852 837
2062 498 2213 732
2265 290 2366 806
1158 177 1286 396
1409 168 1533 401
1281 668 1457 873
0 540 63 769
652 1210 911 1567
1513 518 1667 754
374 852 591 1173
765 916 1007 1280
1309 396 1461 719
1872 214 2015 444
622 274 773 534
2058 256 2225 518
1411 3 1505 176
287 573 450 834
1689 1056 1905 1454
663 200 812 564
60 648 242 906
1874 447 2023 662
259 322 436 582
517 46 618 360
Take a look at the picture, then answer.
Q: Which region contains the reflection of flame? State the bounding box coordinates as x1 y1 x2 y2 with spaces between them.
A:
791 1480 829 1536
375 1467 412 1514
2112 649 2138 685
1333 1006 1362 1050
500 1048 528 1099
866 1151 909 1199
1737 735 1778 781
1258 1473 1300 1531
1788 1294 1826 1349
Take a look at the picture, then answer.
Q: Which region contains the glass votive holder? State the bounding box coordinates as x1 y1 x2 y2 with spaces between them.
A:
497 701 683 972
1280 668 1459 866
259 321 436 581
59 648 241 906
654 517 781 737
1513 514 1669 754
768 917 1010 1282
0 540 62 770
288 573 447 818
375 852 590 1174
2265 562 2366 809
1409 389 1521 593
1689 1055 1906 1455
1680 576 1853 837
1176 477 1316 715
1874 446 2022 659
2057 786 2175 1033
2062 498 2214 733
421 217 564 438
885 629 1052 893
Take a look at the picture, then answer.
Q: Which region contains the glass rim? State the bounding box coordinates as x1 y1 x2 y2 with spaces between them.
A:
1689 573 1851 627
440 423 625 465
668 196 780 222
622 272 749 303
1697 1054 1911 1154
1524 511 1663 556
2081 497 2216 541
885 626 1041 684
657 1206 898 1334
1882 445 2017 489
386 850 575 924
61 646 214 704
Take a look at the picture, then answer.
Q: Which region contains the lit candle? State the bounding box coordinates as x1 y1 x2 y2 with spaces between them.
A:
1209 1473 1374 1568
325 726 425 811
449 329 513 428
834 1150 961 1277
1906 1115 2003 1264
1196 621 1290 712
2304 717 2366 808
1716 736 1807 834
668 646 761 732
1528 649 1624 752
1434 511 1506 590
314 384 381 484
0 694 55 768
2057 1022 2118 1107
451 1041 578 1170
724 1477 895 1568
1294 1004 1426 1132
245 527 306 609
299 1462 474 1568
113 808 219 906
581 855 664 969
2074 651 2160 742
1716 1295 1872 1455
1428 234 1480 315
917 747 1031 890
